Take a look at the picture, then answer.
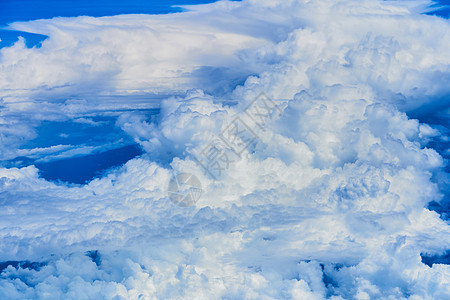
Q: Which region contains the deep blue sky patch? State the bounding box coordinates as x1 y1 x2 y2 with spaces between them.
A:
426 0 450 18
0 0 223 48
0 0 219 26
0 29 47 48
35 144 143 184
4 111 158 184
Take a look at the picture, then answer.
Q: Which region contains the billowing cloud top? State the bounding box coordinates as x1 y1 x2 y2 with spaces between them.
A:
0 0 449 299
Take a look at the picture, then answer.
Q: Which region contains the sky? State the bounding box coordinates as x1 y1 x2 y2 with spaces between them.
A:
0 0 449 299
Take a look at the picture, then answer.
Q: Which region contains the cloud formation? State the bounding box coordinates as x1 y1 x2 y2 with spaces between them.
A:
0 0 450 299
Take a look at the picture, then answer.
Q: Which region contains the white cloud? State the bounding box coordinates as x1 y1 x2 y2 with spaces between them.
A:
0 0 449 299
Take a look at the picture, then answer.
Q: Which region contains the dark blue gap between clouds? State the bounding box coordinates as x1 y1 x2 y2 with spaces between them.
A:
35 144 143 184
425 0 450 18
4 113 160 184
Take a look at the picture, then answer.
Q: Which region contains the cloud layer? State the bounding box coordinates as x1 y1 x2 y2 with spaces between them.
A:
0 0 449 299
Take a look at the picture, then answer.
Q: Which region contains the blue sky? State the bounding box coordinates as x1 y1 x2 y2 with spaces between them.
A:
0 0 221 25
0 1 222 48
427 0 450 17
0 0 447 25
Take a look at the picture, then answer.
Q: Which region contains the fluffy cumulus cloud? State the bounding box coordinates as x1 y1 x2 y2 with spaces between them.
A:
1 0 450 299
